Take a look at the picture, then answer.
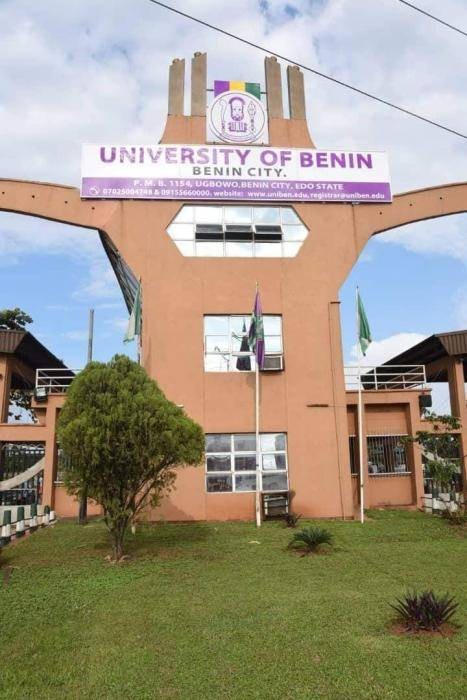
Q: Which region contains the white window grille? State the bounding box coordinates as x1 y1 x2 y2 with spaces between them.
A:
205 433 288 493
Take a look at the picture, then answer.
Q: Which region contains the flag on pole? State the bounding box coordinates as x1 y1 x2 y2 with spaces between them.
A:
124 282 142 343
248 289 265 369
236 320 252 371
356 288 372 357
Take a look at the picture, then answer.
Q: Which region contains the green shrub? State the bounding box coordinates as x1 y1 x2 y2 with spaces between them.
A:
288 526 333 554
391 590 458 632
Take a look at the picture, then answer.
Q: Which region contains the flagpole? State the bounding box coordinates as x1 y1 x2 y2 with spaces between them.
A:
356 287 364 524
255 356 261 527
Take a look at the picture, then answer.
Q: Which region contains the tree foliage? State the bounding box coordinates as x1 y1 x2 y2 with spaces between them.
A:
57 355 204 559
0 307 33 330
405 412 461 491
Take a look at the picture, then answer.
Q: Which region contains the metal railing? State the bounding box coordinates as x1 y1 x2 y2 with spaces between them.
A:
35 368 79 394
344 364 426 391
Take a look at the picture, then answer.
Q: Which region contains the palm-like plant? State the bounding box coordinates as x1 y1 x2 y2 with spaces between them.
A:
288 526 333 554
391 590 458 632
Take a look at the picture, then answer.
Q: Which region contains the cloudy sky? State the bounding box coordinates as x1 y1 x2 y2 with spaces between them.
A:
0 0 466 407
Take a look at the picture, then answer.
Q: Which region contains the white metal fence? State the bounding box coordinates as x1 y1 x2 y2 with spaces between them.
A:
35 368 80 394
344 364 426 391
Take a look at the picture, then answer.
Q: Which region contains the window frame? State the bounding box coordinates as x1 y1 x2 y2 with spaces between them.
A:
204 314 283 372
167 206 308 258
205 432 289 494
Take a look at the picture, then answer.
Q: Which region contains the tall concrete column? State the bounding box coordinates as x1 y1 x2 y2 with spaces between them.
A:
447 358 467 497
265 56 283 119
41 403 58 509
168 58 185 116
328 301 354 518
287 65 307 120
191 52 207 117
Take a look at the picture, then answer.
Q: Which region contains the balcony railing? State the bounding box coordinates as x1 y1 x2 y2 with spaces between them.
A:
344 364 426 391
35 368 80 395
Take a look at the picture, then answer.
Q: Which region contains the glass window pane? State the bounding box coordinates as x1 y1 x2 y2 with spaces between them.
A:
207 455 231 472
206 434 231 453
205 354 229 372
195 206 222 224
265 336 282 353
174 241 194 256
282 225 307 241
262 453 286 471
204 316 229 334
173 206 194 223
283 242 302 257
234 434 257 452
235 473 257 491
196 242 224 257
224 207 252 224
281 207 301 224
234 455 256 471
262 472 288 491
205 335 229 352
261 433 286 452
226 242 253 257
263 316 281 335
255 243 282 257
167 223 195 240
253 207 280 224
207 474 232 492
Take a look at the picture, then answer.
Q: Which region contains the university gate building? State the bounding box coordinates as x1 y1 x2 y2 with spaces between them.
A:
1 53 466 522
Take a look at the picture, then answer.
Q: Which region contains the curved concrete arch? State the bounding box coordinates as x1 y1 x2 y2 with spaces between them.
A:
353 182 467 252
0 178 121 234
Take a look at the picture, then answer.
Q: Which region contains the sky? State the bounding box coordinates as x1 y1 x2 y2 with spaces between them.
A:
0 0 466 406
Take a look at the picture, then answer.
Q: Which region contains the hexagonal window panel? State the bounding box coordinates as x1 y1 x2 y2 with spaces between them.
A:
166 205 309 257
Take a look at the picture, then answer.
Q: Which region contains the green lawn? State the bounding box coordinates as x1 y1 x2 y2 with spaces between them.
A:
1 511 466 699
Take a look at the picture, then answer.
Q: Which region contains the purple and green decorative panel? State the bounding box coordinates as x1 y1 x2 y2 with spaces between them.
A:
214 81 261 100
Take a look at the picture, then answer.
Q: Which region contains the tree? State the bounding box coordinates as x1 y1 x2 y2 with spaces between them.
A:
57 355 204 560
0 308 35 421
406 412 461 497
0 307 33 330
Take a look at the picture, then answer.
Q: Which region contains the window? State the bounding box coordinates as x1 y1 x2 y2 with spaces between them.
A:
367 435 410 475
205 433 288 493
167 206 308 258
204 315 282 372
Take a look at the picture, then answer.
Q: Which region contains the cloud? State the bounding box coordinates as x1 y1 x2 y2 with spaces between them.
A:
348 332 428 366
104 317 128 331
63 329 88 342
73 262 120 301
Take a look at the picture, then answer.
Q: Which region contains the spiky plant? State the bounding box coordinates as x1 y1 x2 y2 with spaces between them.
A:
391 590 458 632
284 512 301 528
288 526 333 554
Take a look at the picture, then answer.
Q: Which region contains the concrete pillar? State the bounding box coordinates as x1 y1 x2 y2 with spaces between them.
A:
328 301 355 518
265 56 283 119
0 356 12 423
447 358 467 497
406 399 425 509
287 65 307 120
191 52 207 117
41 404 58 509
168 58 185 116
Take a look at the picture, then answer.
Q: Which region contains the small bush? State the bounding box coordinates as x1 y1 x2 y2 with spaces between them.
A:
441 506 467 527
288 526 333 554
391 590 458 632
284 512 301 528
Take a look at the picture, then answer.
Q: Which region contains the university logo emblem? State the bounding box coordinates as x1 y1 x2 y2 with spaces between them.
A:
207 80 268 145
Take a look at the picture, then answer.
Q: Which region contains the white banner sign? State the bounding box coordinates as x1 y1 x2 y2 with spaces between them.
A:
81 144 392 202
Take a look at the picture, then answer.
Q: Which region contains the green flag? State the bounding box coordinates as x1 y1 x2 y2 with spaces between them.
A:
357 288 371 356
124 282 142 343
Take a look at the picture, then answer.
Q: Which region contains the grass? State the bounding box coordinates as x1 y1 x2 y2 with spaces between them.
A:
0 510 466 699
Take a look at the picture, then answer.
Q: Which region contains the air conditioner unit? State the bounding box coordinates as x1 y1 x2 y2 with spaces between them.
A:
261 354 284 371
